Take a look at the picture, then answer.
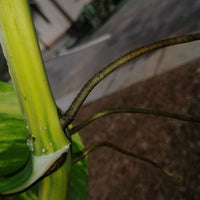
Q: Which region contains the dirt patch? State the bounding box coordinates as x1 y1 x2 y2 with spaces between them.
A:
74 58 200 200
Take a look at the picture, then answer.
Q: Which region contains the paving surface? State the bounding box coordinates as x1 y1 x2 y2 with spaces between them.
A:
76 58 200 200
44 0 200 111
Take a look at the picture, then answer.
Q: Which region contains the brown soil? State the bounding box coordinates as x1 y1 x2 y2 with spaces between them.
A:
74 58 200 200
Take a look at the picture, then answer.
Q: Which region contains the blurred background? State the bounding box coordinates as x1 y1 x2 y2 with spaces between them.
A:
1 0 200 199
1 0 200 109
0 0 125 82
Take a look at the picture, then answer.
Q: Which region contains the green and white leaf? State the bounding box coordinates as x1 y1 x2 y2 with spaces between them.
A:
0 82 69 195
0 82 88 199
68 129 88 200
6 132 89 200
6 187 38 200
0 82 30 178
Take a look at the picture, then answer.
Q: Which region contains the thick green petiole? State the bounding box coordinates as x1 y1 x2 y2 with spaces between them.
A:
0 0 71 197
0 0 69 155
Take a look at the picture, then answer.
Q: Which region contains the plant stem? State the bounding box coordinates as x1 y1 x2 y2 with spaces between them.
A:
0 0 70 155
72 141 182 182
63 33 200 125
0 0 71 197
39 149 71 200
69 108 200 134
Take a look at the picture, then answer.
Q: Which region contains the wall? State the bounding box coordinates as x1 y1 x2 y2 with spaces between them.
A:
33 0 91 51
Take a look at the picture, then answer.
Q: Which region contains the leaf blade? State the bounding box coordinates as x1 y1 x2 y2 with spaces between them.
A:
68 131 88 200
0 82 30 178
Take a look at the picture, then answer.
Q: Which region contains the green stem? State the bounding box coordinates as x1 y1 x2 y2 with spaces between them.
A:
69 108 200 134
63 33 200 125
0 0 71 196
39 149 71 200
0 0 69 155
72 141 182 182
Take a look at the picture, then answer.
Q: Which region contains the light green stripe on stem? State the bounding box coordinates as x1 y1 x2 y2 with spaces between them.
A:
0 0 70 155
39 150 71 200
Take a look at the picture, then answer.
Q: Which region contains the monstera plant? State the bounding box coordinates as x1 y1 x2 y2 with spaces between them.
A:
0 0 200 199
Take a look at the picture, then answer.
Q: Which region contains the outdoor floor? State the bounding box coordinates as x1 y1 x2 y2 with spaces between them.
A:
44 0 200 111
45 2 200 198
74 58 200 200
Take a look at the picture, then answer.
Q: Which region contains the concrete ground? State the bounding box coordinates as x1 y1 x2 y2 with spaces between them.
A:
44 0 200 111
